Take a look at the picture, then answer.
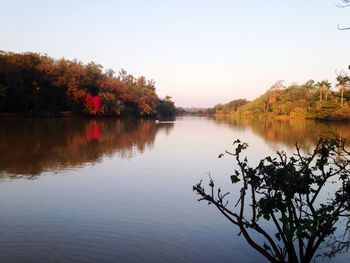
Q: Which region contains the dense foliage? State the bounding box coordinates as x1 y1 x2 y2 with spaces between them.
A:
0 51 175 117
194 139 350 263
213 79 350 120
212 99 248 115
157 96 176 117
175 107 213 116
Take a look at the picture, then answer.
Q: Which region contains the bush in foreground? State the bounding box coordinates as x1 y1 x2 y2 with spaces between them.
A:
194 138 350 263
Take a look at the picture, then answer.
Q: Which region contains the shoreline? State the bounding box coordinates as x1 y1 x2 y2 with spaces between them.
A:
213 113 350 123
0 112 176 120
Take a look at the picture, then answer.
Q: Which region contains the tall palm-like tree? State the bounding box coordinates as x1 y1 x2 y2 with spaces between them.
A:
322 80 331 101
315 81 323 102
336 75 349 107
315 80 331 102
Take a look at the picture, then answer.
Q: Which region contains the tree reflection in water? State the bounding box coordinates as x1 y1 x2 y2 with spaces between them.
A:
0 118 173 177
214 116 350 151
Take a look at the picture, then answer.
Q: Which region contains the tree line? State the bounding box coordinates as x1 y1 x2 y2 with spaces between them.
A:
0 51 175 117
212 77 350 120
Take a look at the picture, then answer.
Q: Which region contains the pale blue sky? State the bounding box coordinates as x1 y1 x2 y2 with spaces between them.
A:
1 0 350 107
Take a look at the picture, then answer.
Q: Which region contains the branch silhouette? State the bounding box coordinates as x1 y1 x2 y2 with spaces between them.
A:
194 138 350 263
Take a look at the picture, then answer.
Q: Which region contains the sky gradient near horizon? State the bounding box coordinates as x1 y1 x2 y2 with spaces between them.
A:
2 0 350 107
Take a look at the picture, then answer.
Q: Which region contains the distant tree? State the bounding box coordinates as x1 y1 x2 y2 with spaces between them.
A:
315 80 332 102
269 80 285 91
322 80 332 101
315 81 323 102
213 99 248 115
303 79 316 90
336 75 349 107
175 107 186 116
0 51 164 117
194 139 350 263
157 96 176 117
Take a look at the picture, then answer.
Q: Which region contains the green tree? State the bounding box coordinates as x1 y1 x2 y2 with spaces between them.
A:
323 80 331 101
336 75 349 107
316 80 332 102
157 95 176 117
0 50 166 117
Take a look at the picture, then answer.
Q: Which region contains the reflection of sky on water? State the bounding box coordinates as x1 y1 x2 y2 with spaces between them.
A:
0 117 349 262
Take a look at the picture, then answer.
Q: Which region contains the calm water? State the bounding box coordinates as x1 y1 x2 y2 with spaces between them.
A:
0 117 349 262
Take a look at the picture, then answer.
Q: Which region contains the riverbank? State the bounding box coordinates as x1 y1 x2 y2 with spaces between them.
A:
214 113 350 122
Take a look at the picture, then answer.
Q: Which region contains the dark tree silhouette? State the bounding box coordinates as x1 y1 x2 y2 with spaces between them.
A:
194 139 350 263
0 51 174 117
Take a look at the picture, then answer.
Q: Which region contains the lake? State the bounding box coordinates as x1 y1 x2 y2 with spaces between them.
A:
0 117 349 262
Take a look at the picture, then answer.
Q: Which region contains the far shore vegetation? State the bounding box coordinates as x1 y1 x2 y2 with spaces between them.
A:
0 51 175 118
2 50 350 122
210 78 350 121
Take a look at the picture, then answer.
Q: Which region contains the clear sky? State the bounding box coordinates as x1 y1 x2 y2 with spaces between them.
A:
1 0 350 107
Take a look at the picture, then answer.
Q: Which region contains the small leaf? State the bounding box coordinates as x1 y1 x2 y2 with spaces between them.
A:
230 175 240 184
263 213 271 221
266 156 272 162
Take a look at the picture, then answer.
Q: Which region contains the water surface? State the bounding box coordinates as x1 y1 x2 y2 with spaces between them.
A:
0 117 349 262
